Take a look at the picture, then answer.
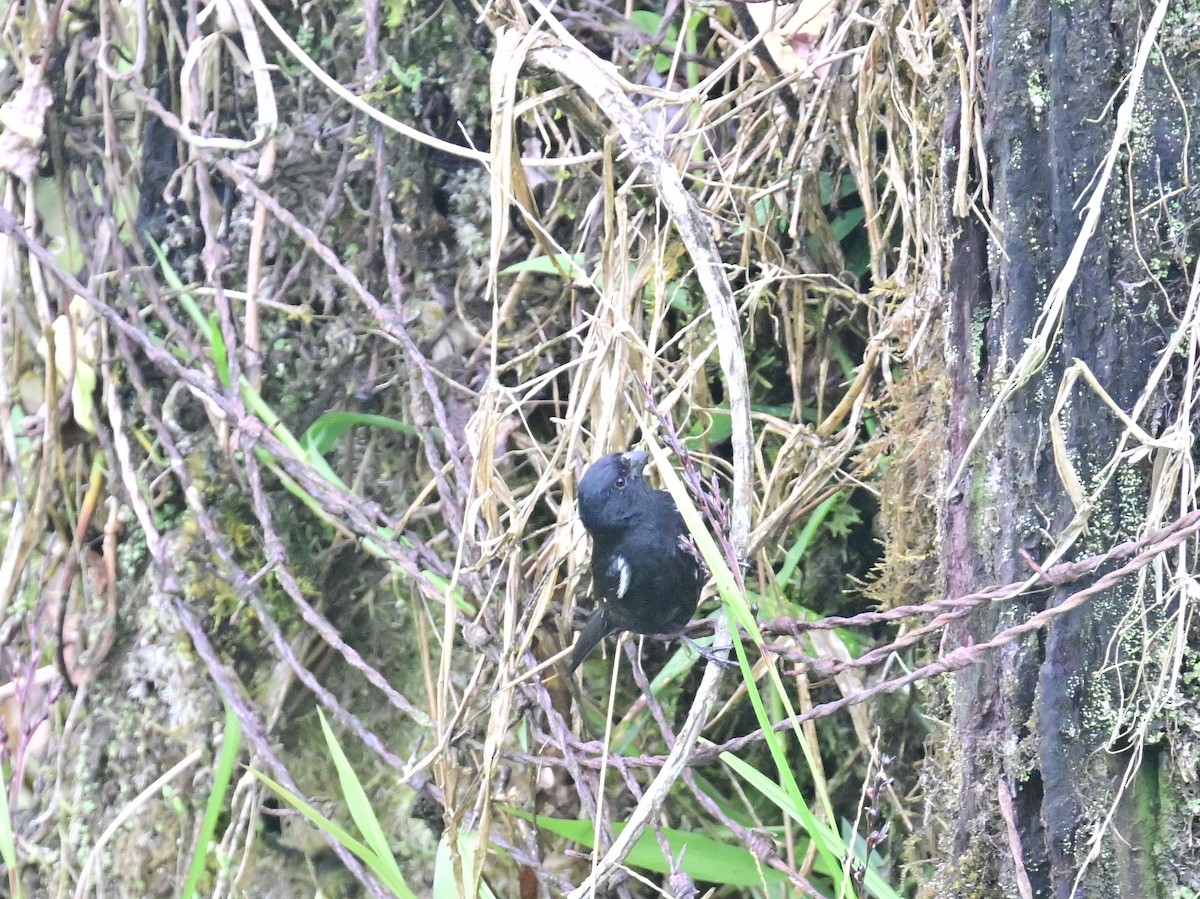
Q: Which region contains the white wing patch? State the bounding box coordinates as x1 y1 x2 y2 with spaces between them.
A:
610 555 631 599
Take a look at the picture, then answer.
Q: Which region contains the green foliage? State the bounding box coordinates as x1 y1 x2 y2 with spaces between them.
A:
775 491 855 590
742 172 872 278
181 705 242 899
433 830 497 899
501 252 700 314
629 9 706 84
389 61 425 92
685 402 795 451
0 764 22 899
722 755 902 899
384 0 417 31
254 711 503 898
301 412 420 456
252 710 418 899
499 253 585 277
514 809 789 888
150 240 430 540
649 442 901 899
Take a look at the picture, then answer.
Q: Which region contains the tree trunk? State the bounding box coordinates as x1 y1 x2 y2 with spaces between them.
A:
934 2 1200 897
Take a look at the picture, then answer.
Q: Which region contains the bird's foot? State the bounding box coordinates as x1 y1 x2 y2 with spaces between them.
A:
680 635 739 670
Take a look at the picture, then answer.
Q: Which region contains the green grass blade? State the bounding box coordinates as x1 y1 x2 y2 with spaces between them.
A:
514 809 786 889
0 766 22 899
250 767 415 898
181 704 242 899
317 710 413 895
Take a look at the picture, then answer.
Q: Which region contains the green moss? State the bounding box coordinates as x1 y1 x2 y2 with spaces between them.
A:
1026 71 1050 118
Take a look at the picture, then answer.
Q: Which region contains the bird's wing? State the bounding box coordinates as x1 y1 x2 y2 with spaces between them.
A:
607 554 632 599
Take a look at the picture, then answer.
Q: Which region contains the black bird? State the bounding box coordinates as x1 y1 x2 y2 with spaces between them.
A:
569 450 705 672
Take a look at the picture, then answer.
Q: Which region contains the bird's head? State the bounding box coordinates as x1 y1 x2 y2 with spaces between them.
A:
577 450 650 533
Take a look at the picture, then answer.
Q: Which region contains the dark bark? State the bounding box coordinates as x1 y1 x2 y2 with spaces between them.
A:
935 1 1200 897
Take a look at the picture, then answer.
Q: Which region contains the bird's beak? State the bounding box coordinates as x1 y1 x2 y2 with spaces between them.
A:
622 450 650 472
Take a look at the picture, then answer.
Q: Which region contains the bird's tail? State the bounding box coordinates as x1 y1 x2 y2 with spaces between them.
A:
569 607 614 673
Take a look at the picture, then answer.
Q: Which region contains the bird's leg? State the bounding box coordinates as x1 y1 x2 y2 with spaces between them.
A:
679 635 739 670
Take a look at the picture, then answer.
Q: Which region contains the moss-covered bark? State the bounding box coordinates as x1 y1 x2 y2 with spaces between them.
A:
930 1 1200 896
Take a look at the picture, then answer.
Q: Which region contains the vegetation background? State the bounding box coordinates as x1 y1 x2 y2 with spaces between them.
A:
0 0 1197 896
